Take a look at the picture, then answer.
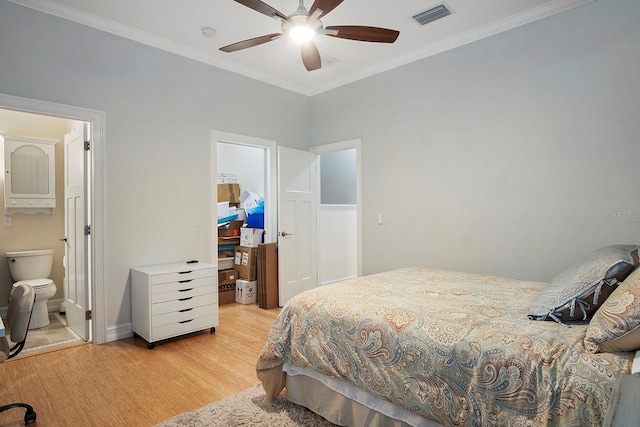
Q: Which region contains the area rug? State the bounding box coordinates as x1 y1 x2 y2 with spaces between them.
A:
155 384 337 426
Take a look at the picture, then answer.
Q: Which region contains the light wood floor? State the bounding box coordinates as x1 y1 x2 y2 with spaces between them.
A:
1 303 281 427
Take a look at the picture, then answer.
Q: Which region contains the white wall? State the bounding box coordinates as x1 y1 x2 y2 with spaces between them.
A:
0 1 309 333
217 143 265 197
308 0 640 282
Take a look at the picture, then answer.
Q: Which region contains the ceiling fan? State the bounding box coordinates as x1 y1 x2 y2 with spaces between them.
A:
220 0 400 71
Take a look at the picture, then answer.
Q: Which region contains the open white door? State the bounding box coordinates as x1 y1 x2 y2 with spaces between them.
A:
277 147 318 305
63 123 90 341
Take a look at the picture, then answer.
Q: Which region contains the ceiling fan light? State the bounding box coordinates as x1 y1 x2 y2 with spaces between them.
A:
289 25 316 43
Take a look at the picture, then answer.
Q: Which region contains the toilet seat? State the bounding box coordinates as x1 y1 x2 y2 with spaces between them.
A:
13 278 54 289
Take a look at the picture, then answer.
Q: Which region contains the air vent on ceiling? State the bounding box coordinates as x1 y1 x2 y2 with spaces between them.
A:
412 4 452 26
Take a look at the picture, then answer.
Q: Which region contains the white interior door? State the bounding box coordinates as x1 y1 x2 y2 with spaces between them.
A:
277 146 318 305
64 123 90 341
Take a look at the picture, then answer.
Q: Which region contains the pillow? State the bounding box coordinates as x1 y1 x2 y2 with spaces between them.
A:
529 245 640 323
584 267 640 353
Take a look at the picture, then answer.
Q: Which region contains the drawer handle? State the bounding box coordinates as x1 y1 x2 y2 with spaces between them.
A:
178 288 193 293
178 271 193 275
179 308 193 313
179 319 193 324
178 279 193 283
179 297 193 301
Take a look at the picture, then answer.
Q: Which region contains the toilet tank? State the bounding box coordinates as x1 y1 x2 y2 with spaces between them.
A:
6 249 54 281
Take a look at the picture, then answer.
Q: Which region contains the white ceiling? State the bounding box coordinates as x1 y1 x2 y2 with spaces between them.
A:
10 0 591 96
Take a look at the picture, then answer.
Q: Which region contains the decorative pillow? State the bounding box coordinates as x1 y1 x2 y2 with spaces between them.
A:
529 245 640 323
584 267 640 353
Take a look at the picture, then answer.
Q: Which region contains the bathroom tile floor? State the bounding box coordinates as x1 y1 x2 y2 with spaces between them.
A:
16 312 85 358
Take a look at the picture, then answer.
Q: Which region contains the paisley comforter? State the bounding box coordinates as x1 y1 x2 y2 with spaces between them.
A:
256 268 633 426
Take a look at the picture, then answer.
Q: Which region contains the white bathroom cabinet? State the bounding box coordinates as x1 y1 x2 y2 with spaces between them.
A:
2 135 58 215
131 261 218 349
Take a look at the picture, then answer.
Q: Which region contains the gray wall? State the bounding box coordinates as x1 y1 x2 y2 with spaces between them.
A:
0 0 309 330
309 0 640 281
1 0 639 335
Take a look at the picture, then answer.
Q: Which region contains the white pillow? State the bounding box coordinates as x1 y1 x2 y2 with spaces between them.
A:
529 245 639 323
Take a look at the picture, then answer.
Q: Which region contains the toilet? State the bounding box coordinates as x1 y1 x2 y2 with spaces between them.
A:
6 249 57 329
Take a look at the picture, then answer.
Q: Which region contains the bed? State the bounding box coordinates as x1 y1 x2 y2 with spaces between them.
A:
256 245 640 427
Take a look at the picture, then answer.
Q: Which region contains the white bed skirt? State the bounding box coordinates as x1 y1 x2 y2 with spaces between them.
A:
284 363 444 427
632 350 640 373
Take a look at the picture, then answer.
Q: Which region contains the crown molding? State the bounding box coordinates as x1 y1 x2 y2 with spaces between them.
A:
6 0 309 94
306 0 594 95
8 0 593 97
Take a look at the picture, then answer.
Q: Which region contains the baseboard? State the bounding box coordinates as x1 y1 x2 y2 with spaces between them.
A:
47 298 63 313
46 299 133 343
107 322 133 342
1 298 62 317
2 298 130 344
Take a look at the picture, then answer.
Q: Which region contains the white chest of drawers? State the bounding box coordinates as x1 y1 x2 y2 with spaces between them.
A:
131 261 218 349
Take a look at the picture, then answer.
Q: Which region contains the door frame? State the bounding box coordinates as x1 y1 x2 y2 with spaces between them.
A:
0 93 106 344
210 130 277 261
310 138 363 279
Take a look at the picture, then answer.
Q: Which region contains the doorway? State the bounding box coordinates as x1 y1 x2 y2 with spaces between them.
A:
0 93 106 345
312 139 362 284
276 142 361 304
209 133 361 305
0 109 86 354
210 131 277 260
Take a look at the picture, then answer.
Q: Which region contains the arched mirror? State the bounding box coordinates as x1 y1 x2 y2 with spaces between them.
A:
11 144 50 195
2 135 57 214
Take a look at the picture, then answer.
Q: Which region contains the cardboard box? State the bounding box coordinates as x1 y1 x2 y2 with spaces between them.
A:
218 220 245 238
218 236 240 246
235 279 257 304
219 281 236 305
239 191 261 211
218 183 241 204
217 201 230 218
219 289 235 305
240 227 264 247
234 246 257 281
258 243 279 309
218 256 234 270
218 269 238 285
218 247 235 258
217 173 238 183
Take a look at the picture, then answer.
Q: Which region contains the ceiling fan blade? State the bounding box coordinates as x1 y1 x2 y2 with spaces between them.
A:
300 42 321 71
324 26 400 43
309 0 343 18
219 33 282 52
234 0 287 20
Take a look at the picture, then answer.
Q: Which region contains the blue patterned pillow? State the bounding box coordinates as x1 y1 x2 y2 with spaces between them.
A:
529 245 640 323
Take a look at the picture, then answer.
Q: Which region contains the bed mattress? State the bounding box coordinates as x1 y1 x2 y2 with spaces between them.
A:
257 267 633 426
